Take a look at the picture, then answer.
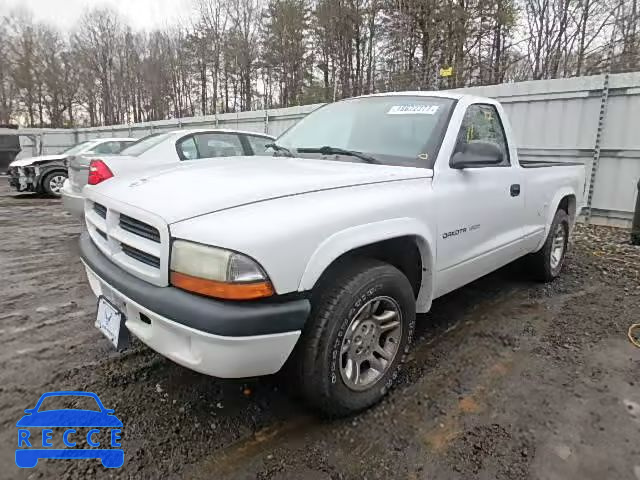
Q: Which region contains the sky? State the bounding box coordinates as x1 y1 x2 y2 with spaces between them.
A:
2 0 194 32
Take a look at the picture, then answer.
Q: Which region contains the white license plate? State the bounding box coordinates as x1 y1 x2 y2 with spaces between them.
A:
95 297 125 348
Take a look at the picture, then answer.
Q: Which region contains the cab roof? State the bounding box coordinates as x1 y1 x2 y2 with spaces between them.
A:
356 91 493 103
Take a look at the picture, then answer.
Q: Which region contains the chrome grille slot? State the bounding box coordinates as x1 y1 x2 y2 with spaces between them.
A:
120 243 160 269
120 214 161 243
93 202 107 219
84 196 168 286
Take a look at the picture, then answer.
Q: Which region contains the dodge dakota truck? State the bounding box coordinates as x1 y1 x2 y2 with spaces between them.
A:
79 92 586 416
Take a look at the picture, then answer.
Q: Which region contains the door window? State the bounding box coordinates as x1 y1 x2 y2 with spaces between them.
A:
92 141 128 154
192 133 244 159
456 104 510 166
177 137 198 160
245 135 272 154
118 140 136 151
120 133 172 156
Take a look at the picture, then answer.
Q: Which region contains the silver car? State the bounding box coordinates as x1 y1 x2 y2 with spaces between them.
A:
62 128 275 218
8 138 135 197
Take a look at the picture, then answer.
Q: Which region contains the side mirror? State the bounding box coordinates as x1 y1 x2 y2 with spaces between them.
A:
450 140 503 169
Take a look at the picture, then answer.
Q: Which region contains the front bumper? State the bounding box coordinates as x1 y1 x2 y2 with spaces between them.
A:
7 167 36 192
80 233 310 378
61 180 84 218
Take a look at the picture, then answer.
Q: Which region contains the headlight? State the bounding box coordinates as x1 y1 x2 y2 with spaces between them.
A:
170 240 274 300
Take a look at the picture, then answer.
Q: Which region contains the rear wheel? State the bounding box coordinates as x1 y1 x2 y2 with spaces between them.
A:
294 258 415 416
528 209 570 282
42 171 67 197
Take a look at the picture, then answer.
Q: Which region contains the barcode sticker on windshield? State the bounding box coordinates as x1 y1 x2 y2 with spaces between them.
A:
387 105 440 115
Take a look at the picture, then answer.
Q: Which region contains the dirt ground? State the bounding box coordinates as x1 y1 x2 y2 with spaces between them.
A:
1 181 639 480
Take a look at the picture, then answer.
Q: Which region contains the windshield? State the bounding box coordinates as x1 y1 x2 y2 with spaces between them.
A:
119 133 172 157
276 96 455 168
62 141 97 155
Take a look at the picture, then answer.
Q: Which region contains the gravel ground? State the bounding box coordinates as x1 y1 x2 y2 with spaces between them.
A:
1 182 639 480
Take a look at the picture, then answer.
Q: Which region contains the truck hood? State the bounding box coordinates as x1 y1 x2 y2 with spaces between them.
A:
10 154 66 167
89 156 432 224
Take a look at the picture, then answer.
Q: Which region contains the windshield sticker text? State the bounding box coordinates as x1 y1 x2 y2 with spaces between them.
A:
387 105 440 115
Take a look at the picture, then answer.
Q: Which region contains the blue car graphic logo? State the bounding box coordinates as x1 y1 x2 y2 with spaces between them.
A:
16 391 123 468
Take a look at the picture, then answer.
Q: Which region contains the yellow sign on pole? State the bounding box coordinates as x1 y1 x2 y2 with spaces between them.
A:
440 67 453 77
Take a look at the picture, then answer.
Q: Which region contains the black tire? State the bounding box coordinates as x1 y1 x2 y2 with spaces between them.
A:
528 209 570 282
41 170 67 197
294 258 416 417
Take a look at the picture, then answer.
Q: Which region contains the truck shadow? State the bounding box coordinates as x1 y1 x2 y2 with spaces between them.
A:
415 258 534 338
125 258 535 418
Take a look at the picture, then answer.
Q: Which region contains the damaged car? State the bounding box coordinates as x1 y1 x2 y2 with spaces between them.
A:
7 138 135 197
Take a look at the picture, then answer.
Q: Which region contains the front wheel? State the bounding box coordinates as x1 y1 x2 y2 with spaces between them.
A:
528 209 570 282
295 258 416 417
42 171 67 197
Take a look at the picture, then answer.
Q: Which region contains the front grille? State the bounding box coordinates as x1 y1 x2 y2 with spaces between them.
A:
120 214 160 243
94 202 107 219
85 200 167 285
120 243 160 268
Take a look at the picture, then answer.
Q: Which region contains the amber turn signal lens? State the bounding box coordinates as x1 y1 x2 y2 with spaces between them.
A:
170 271 274 300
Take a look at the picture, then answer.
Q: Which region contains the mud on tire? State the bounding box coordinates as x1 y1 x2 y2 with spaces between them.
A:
528 208 570 282
293 258 416 417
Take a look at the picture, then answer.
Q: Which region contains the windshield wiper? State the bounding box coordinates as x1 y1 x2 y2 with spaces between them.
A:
265 143 294 157
296 146 382 165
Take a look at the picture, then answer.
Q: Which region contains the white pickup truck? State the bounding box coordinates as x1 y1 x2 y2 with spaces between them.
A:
79 92 586 416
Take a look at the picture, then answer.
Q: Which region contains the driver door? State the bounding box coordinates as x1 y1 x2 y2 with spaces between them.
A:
434 103 525 297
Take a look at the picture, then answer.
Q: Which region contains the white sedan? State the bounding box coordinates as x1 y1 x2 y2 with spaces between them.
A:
62 128 275 217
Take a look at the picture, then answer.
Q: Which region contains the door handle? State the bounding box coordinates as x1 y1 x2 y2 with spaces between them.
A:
510 184 521 197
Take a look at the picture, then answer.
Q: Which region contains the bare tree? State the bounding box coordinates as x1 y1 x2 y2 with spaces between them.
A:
1 0 639 127
196 0 227 113
225 0 261 110
7 10 39 126
617 0 639 72
0 16 16 124
73 8 124 125
262 0 311 107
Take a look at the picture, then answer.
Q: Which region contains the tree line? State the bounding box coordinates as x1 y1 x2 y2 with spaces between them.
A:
0 0 638 128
